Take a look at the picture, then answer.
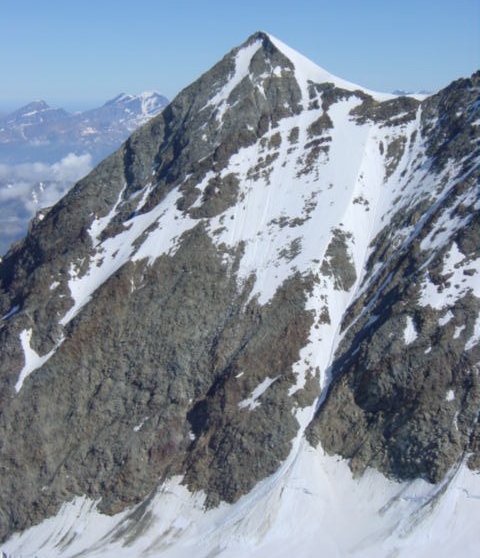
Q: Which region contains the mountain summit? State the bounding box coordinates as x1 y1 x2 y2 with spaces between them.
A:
0 32 479 557
1 100 70 131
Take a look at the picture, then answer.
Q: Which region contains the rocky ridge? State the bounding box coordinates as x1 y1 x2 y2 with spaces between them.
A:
0 32 479 555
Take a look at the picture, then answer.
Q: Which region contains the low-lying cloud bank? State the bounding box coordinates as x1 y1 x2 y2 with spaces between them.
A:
0 153 93 254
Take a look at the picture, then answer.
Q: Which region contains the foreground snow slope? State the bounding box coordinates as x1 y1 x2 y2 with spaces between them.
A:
4 444 479 558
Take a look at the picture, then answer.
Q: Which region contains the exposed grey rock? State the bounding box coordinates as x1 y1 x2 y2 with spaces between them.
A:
0 32 478 548
350 95 420 126
320 229 356 291
307 72 480 483
0 31 317 541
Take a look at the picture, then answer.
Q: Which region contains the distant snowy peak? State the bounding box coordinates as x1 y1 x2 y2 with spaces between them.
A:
1 100 70 126
105 91 168 112
11 100 51 116
0 91 169 252
84 91 169 131
0 91 169 159
138 90 170 118
102 90 169 124
104 93 134 105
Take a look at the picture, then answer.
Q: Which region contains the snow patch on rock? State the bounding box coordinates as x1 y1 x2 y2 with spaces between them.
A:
403 316 418 345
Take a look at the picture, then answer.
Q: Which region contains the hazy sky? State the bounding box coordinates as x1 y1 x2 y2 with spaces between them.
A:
1 0 479 110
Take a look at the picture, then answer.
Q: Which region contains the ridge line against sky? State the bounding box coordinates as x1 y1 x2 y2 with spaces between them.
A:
0 0 479 112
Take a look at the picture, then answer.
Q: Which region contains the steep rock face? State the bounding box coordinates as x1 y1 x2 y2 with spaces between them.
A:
307 73 480 482
0 32 478 550
0 32 316 541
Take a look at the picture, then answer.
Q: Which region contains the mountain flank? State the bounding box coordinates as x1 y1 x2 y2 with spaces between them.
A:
0 32 478 556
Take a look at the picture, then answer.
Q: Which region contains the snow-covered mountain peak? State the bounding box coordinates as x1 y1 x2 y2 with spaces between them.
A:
0 32 479 558
105 90 167 106
100 90 169 124
104 92 133 105
2 100 62 123
136 90 168 117
0 92 169 166
18 99 51 113
234 31 396 103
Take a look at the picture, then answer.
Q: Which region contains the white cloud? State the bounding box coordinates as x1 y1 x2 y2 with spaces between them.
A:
0 153 92 211
0 153 93 254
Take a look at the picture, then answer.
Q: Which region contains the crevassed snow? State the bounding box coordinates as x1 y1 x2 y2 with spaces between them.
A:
403 316 418 345
15 329 63 393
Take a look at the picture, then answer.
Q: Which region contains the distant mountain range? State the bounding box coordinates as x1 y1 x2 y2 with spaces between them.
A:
0 91 169 164
0 92 169 254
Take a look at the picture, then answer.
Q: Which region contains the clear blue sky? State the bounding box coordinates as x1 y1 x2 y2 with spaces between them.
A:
1 0 479 111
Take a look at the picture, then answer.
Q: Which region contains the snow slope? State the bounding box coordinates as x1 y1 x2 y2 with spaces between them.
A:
3 32 479 557
3 444 479 558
